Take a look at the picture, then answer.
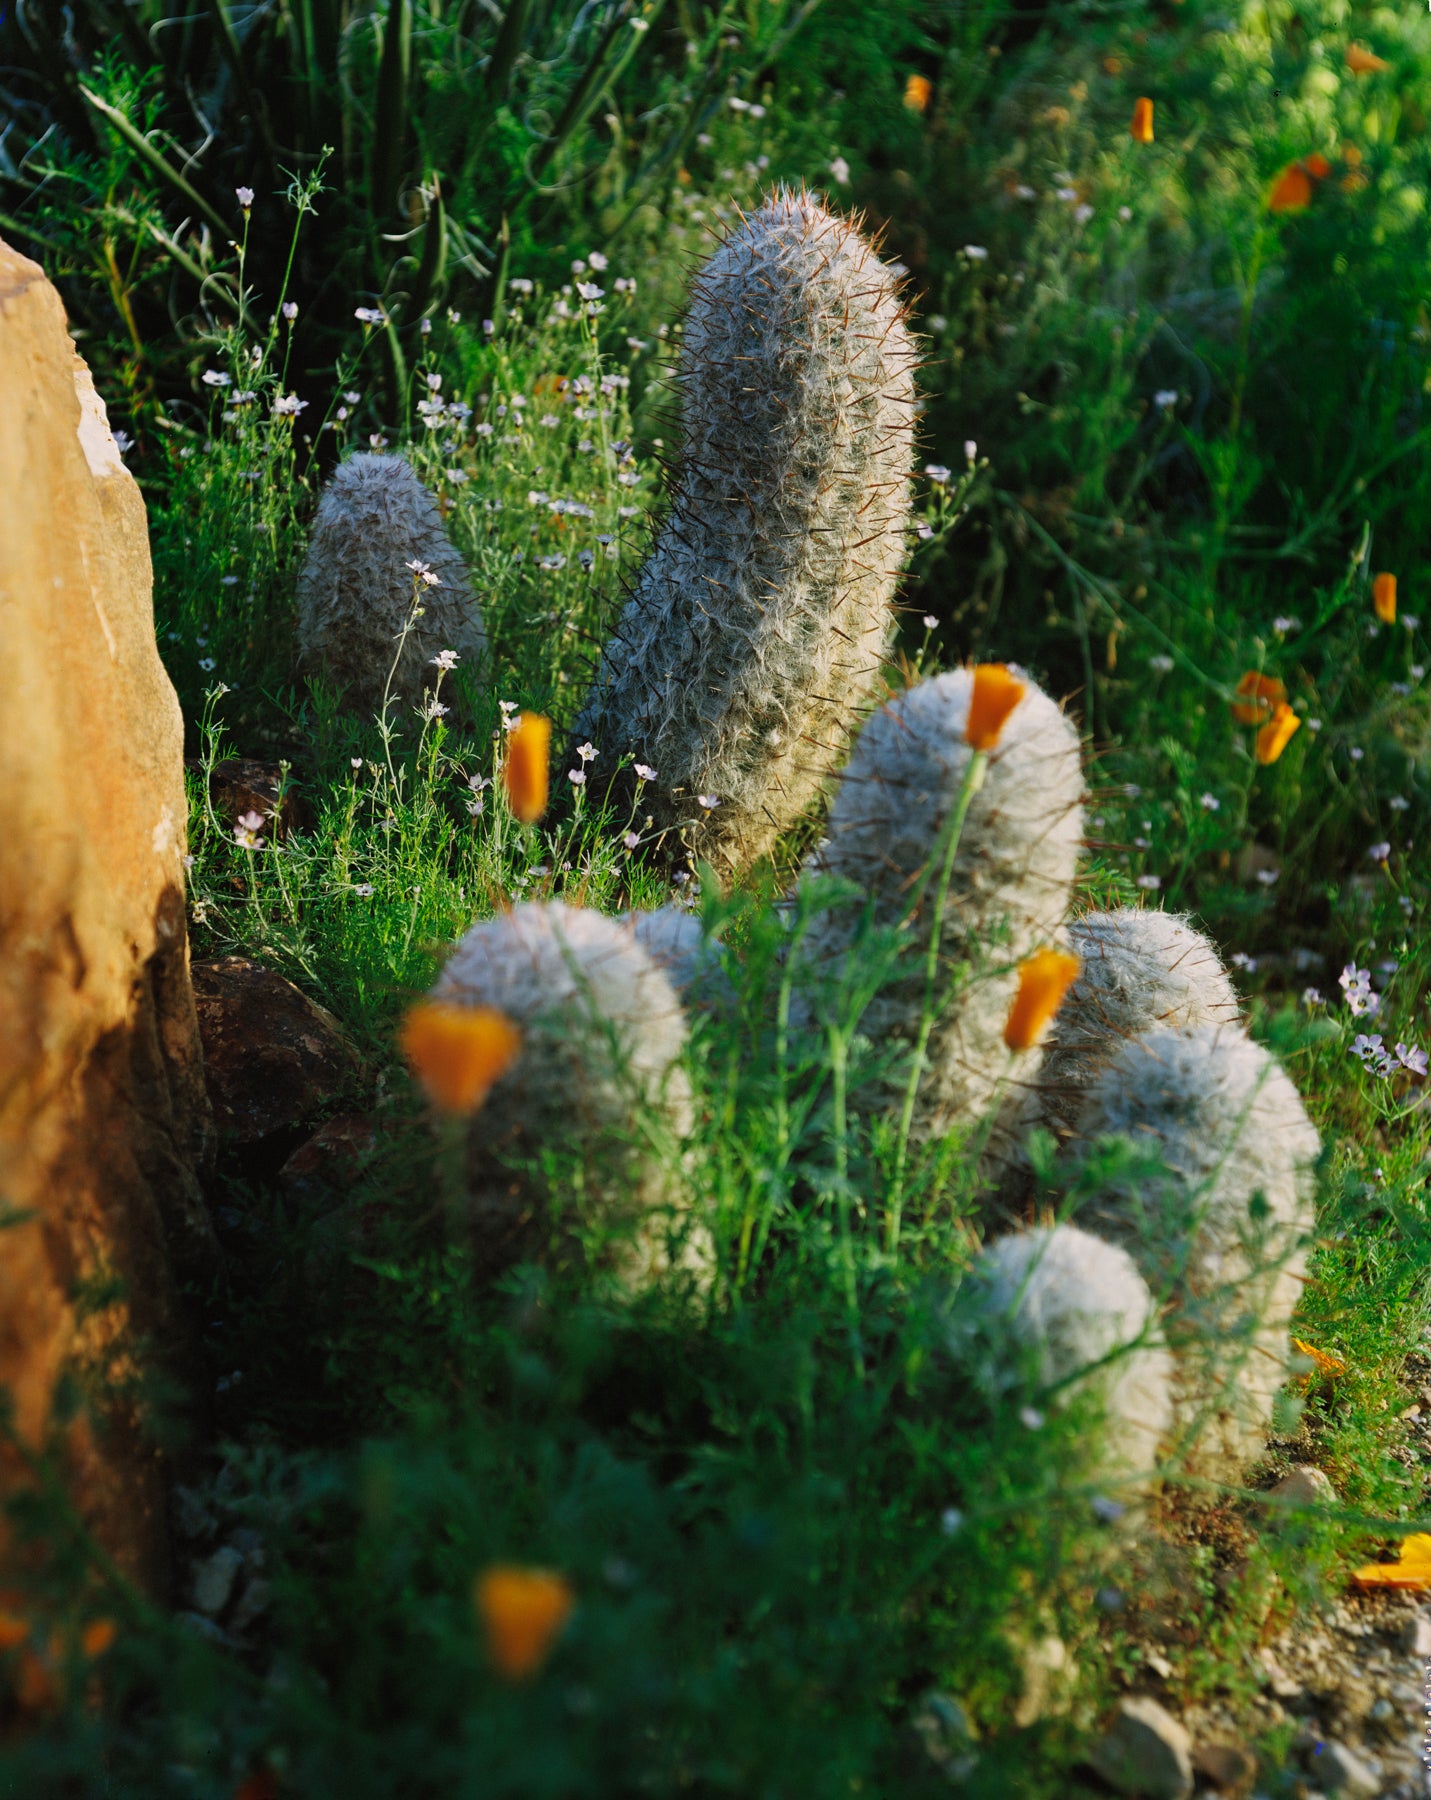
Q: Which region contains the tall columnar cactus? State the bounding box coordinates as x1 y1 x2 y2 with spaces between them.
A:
573 190 919 875
800 667 1085 1150
297 452 486 719
964 1225 1173 1494
431 901 708 1290
1072 1022 1319 1484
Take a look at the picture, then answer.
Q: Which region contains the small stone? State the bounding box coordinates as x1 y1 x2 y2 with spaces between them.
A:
192 1544 244 1617
1367 1698 1394 1723
1314 1741 1379 1798
1398 1612 1431 1656
1012 1634 1071 1728
1269 1465 1338 1507
1258 1649 1304 1700
1192 1739 1256 1791
1088 1696 1194 1799
229 1577 272 1634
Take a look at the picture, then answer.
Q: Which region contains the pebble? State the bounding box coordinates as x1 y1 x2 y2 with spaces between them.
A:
1191 1738 1256 1789
1397 1611 1431 1657
192 1544 244 1617
1313 1740 1380 1797
1268 1465 1338 1507
1088 1696 1194 1799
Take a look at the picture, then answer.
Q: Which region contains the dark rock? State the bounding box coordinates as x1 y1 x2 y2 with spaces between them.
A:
1192 1739 1256 1792
200 757 314 842
278 1114 381 1210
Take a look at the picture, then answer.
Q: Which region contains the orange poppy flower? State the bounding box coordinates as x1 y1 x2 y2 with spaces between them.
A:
1268 164 1313 213
475 1566 575 1681
1003 948 1082 1052
1256 703 1301 765
904 74 932 113
965 663 1027 751
1345 43 1390 75
1291 1336 1348 1378
1130 97 1154 144
1373 571 1397 624
1302 152 1331 180
1351 1533 1431 1592
1230 670 1287 724
400 1002 523 1115
504 712 551 824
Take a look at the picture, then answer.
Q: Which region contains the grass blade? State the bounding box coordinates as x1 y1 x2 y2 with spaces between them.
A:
79 83 232 243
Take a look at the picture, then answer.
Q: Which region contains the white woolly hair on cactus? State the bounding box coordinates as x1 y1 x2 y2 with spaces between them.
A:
572 188 920 875
432 901 709 1292
621 905 730 1006
297 452 486 719
1072 1021 1320 1486
965 1224 1173 1493
799 666 1084 1151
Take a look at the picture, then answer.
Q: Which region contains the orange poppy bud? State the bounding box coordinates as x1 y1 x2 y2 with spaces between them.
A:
80 1619 118 1659
1130 97 1154 144
475 1566 575 1681
964 663 1027 751
1230 670 1287 724
1003 948 1082 1052
1255 703 1301 765
1373 571 1397 624
1267 163 1313 213
1345 43 1390 75
1301 152 1332 180
904 73 932 113
1351 1533 1431 1592
400 1002 522 1115
504 712 551 824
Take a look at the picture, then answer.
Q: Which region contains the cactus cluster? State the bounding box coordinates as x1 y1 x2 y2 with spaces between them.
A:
297 452 486 719
573 190 919 875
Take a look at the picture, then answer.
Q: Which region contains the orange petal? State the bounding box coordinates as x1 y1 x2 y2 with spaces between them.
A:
400 1002 523 1115
1130 97 1154 144
1352 1533 1431 1591
1230 670 1287 724
1255 703 1301 765
1345 43 1390 75
1301 152 1332 180
1267 164 1313 213
1291 1336 1348 1378
80 1618 118 1659
504 713 551 824
904 74 932 113
1003 948 1082 1052
475 1566 575 1681
1373 571 1397 624
965 663 1027 751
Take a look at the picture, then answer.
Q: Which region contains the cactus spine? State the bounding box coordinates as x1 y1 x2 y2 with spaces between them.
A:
1072 1022 1319 1483
800 667 1084 1149
573 190 919 875
431 902 707 1291
297 452 485 718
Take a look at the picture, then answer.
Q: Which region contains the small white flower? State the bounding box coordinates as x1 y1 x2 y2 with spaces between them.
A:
697 794 720 809
405 558 441 588
423 697 450 720
271 393 307 416
202 369 232 387
577 742 597 762
236 186 255 208
1389 795 1410 811
923 614 939 630
183 853 195 870
1404 615 1422 631
354 306 385 325
1153 389 1178 410
1199 792 1219 811
940 1507 965 1537
1397 1043 1428 1076
924 463 952 484
1149 654 1174 673
1118 205 1132 222
623 831 640 850
351 757 363 769
830 155 851 185
431 649 460 671
1272 615 1300 634
634 763 657 782
1015 184 1036 200
233 812 265 849
1302 986 1324 1006
1074 203 1094 224
1019 1407 1045 1430
1307 717 1323 731
198 657 216 672
588 250 609 271
281 301 298 321
1055 186 1078 203
1368 841 1391 862
576 281 605 301
1255 869 1279 886
113 429 134 454
963 244 989 261
964 439 977 461
1135 874 1161 890
353 883 375 898
1090 1496 1125 1524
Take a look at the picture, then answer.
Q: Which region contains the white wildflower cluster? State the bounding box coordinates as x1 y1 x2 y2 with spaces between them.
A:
1351 1034 1426 1079
1339 962 1380 1017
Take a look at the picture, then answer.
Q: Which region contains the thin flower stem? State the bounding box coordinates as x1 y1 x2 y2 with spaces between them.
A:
885 747 988 1254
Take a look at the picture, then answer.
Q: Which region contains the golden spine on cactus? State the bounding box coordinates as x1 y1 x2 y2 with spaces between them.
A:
799 665 1085 1154
573 188 920 876
296 452 486 719
428 901 710 1293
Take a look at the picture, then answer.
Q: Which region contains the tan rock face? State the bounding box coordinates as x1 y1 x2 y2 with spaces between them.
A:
0 240 214 1592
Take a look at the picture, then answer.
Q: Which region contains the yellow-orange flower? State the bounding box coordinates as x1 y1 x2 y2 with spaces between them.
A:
1291 1336 1348 1378
400 1002 522 1115
1352 1533 1431 1592
1003 948 1082 1052
80 1619 118 1659
1345 42 1390 75
965 663 1027 752
1255 702 1301 765
475 1566 575 1680
904 73 932 113
1267 162 1313 213
1373 571 1397 624
1302 152 1331 180
1229 670 1286 724
1130 97 1154 144
504 712 551 824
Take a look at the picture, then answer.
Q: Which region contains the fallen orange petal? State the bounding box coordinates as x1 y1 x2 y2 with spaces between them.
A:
1255 702 1301 765
1373 571 1397 625
1230 670 1287 724
1345 43 1390 75
400 1002 523 1115
965 663 1027 752
1352 1533 1431 1591
475 1566 575 1681
1130 96 1154 144
504 712 551 825
1003 948 1082 1052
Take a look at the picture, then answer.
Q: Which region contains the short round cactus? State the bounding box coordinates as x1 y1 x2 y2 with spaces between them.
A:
965 1224 1173 1493
431 901 708 1290
1073 1021 1319 1484
799 667 1085 1150
297 452 486 719
622 905 728 1006
573 190 919 876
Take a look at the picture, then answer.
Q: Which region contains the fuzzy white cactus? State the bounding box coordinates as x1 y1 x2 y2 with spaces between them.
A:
965 1225 1173 1493
297 452 486 718
622 905 728 1005
799 667 1084 1150
432 901 709 1291
1073 1022 1319 1484
573 190 919 875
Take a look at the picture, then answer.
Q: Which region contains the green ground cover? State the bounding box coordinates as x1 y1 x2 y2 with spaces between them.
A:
2 1 1430 1793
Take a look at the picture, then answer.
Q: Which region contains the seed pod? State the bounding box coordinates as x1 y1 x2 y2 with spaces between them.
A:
297 452 485 719
800 666 1084 1150
1073 1022 1319 1484
431 902 709 1291
573 190 919 875
965 1224 1173 1492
